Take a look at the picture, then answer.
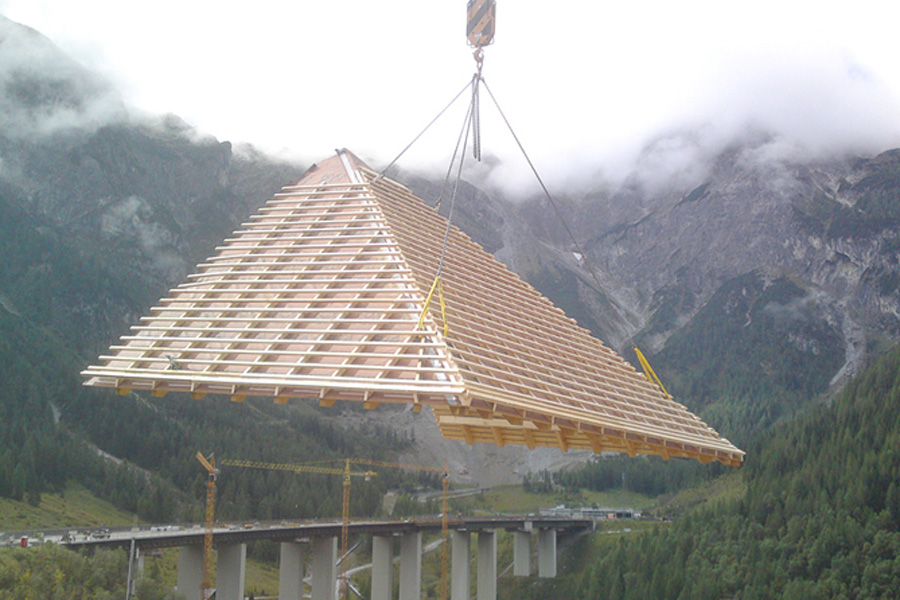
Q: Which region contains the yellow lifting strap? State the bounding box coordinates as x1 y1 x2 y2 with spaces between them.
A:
633 345 671 398
417 276 449 336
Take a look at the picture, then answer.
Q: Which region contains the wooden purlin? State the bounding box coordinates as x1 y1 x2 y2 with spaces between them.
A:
81 150 743 466
361 165 743 466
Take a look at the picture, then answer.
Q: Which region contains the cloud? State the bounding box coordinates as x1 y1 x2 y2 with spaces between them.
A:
3 1 900 199
537 46 900 197
381 46 900 201
0 16 126 139
689 49 900 158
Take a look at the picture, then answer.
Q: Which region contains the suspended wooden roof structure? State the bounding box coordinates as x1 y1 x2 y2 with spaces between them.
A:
82 150 743 467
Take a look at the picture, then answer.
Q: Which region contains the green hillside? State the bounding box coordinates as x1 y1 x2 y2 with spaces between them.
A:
649 270 844 447
0 485 137 531
560 343 900 599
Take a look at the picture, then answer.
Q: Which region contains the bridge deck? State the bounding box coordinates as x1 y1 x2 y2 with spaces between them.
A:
58 516 592 550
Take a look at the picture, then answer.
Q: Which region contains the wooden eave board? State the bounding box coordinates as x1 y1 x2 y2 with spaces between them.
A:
81 153 465 405
431 407 742 467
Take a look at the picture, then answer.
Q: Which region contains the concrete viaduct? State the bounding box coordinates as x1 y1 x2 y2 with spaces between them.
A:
65 515 592 600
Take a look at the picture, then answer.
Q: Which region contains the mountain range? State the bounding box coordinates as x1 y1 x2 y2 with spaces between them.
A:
2 13 900 513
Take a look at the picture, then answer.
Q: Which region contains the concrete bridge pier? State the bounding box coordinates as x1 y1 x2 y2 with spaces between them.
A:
217 543 247 600
279 541 307 600
537 528 557 578
136 549 145 579
311 536 338 600
174 543 246 600
371 535 394 600
176 545 204 600
399 531 423 600
513 530 531 576
451 530 471 600
477 531 497 600
449 529 499 600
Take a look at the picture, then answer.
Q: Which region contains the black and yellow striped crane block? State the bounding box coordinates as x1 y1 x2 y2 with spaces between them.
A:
467 0 496 49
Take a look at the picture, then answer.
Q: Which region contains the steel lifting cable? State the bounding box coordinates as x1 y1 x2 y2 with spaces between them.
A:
369 78 479 338
377 80 473 180
480 78 623 314
480 79 671 395
418 47 493 337
417 76 479 336
435 73 480 213
394 1 495 339
373 73 479 338
471 49 485 161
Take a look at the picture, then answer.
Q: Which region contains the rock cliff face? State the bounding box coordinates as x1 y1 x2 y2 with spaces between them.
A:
486 138 900 381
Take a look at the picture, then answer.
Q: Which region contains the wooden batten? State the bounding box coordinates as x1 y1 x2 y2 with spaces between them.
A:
81 149 743 467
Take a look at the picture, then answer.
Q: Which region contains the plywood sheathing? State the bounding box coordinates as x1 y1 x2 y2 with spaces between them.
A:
82 150 743 466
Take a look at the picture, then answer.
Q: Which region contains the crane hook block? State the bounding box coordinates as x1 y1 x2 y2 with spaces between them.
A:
467 0 496 49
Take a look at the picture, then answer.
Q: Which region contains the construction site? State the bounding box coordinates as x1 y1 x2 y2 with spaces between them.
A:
75 2 742 598
79 146 742 599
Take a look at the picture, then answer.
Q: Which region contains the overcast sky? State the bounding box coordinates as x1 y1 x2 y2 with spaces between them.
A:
3 0 900 190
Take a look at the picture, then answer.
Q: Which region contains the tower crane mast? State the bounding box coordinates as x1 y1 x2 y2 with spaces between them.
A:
195 452 218 600
219 457 376 600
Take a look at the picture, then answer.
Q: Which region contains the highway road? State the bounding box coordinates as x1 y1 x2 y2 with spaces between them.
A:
3 515 592 550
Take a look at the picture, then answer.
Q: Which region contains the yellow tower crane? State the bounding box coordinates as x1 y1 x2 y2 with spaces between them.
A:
342 458 452 600
195 452 219 600
218 458 376 599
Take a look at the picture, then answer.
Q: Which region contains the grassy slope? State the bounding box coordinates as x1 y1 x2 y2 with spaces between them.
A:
470 485 658 514
142 549 280 597
0 484 138 531
0 483 292 598
657 469 747 515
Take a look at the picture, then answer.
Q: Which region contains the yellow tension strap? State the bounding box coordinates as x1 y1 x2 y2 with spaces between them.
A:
633 345 671 398
417 276 449 336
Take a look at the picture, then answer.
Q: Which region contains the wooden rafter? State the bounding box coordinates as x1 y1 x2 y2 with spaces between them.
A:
82 149 743 466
